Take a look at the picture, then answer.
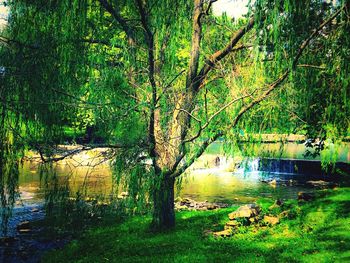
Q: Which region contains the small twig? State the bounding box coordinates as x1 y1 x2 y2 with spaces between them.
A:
297 64 326 70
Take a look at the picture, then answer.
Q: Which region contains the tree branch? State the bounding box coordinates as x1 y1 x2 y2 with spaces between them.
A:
184 90 257 143
205 0 218 15
98 0 135 44
0 35 39 49
169 4 345 178
297 64 326 70
194 17 256 91
292 5 345 69
135 0 159 171
186 0 204 91
81 38 122 49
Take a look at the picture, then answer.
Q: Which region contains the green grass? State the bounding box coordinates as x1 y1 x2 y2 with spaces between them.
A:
43 188 350 263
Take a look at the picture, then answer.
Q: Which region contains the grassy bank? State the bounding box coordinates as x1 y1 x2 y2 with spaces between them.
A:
44 188 350 262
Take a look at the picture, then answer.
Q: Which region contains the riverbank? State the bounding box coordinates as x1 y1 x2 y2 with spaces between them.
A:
43 187 350 262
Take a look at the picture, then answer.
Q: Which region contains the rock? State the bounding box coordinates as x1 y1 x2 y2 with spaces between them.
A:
180 198 193 206
175 204 188 211
249 217 257 223
298 192 315 202
217 203 229 208
206 204 218 210
175 199 226 211
225 220 240 229
263 215 279 225
182 197 192 203
269 179 277 186
17 221 31 231
31 208 39 213
228 204 261 220
174 196 182 203
306 180 337 188
213 229 233 238
288 179 296 185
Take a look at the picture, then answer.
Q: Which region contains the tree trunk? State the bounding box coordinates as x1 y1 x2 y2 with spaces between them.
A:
151 176 175 230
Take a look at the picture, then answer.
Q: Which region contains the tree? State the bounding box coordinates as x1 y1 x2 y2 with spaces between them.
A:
0 0 349 230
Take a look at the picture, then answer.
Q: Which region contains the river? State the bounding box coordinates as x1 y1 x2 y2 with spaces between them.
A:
16 141 350 204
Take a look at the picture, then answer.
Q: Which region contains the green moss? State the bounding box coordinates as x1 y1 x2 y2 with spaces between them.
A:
43 188 350 263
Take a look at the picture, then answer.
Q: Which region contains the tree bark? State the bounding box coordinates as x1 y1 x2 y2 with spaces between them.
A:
151 175 176 230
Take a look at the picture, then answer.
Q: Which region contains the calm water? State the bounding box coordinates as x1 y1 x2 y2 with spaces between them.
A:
17 142 350 205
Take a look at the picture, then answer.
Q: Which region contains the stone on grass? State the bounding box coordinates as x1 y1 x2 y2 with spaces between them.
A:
175 204 188 211
249 217 258 223
213 229 233 238
175 198 225 211
225 220 240 228
174 196 182 202
263 215 279 226
206 204 218 210
228 204 261 220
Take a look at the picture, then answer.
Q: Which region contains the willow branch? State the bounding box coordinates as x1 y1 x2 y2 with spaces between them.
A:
98 0 135 44
135 0 159 170
156 70 186 103
292 5 345 69
184 90 257 143
0 35 39 49
170 5 345 178
194 17 255 91
297 64 326 70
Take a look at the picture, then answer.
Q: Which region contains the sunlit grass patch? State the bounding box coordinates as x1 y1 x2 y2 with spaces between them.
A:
43 188 350 263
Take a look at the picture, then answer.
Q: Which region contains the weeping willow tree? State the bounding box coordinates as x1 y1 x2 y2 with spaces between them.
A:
0 0 349 230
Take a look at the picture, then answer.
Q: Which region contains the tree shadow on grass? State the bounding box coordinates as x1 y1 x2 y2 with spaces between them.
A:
44 189 350 262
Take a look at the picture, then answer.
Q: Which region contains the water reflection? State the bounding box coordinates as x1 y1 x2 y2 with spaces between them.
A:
16 147 349 205
180 162 311 204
